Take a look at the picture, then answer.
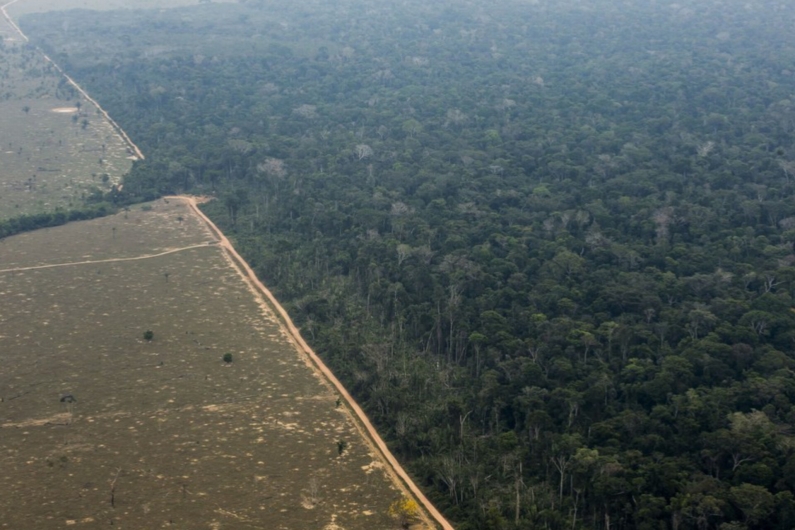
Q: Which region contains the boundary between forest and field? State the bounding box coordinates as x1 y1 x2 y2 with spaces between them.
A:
174 195 456 530
0 0 452 524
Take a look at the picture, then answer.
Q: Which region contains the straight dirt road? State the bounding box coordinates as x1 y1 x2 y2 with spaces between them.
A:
175 195 456 530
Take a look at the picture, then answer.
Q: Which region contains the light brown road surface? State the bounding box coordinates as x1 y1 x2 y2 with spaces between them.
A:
172 195 456 530
0 0 25 40
0 243 215 274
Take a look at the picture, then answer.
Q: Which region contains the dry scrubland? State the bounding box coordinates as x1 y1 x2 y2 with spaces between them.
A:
0 200 406 529
0 34 132 218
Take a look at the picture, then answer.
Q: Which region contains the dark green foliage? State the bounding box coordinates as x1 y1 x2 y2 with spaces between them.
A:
0 203 115 239
222 353 233 364
143 330 154 342
21 0 795 528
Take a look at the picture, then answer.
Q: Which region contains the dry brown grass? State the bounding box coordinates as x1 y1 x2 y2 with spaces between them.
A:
0 201 403 529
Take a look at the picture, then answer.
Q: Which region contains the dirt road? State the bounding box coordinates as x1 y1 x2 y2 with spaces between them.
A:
0 0 25 39
0 243 213 274
172 195 456 530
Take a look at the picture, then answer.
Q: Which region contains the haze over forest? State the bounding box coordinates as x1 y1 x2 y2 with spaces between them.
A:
6 0 795 528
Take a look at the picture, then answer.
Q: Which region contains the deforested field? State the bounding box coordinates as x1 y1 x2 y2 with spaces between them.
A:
0 200 405 529
0 17 131 218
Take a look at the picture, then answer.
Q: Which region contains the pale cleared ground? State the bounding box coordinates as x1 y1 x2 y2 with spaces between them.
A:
0 38 132 218
0 200 402 529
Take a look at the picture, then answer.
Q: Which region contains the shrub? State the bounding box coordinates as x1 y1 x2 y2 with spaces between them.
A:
388 497 420 528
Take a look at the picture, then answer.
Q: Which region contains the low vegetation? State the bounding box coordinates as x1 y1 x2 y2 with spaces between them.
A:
0 200 406 529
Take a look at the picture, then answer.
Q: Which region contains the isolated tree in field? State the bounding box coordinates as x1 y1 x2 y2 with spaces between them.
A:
60 393 77 425
22 105 30 114
223 353 233 364
109 468 121 508
388 497 419 528
143 330 154 341
305 476 320 507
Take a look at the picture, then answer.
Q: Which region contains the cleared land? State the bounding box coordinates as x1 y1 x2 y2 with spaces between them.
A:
0 200 409 529
0 36 132 217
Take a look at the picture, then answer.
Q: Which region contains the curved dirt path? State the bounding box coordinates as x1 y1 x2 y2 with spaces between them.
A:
0 0 145 161
171 195 455 530
0 243 213 274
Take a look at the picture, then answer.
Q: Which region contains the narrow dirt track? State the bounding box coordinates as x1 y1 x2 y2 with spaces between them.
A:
0 243 214 274
171 195 456 530
0 0 25 39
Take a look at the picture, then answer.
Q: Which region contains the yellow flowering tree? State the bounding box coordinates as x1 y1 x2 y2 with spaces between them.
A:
388 497 419 528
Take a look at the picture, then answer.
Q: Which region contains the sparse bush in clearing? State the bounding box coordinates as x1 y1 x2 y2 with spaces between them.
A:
143 330 154 341
223 353 233 364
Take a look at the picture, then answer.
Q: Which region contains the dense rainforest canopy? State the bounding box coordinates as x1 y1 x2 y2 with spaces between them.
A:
22 0 795 528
